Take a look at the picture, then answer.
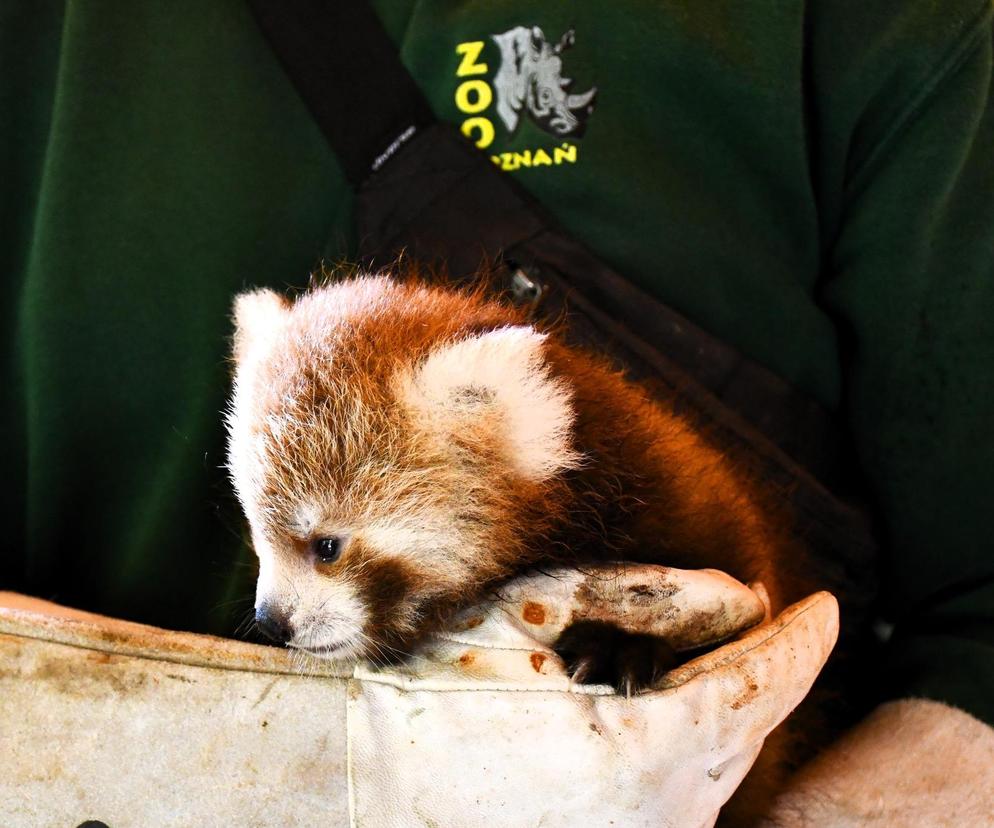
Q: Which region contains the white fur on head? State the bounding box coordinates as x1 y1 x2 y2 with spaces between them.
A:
232 288 289 363
397 326 580 481
226 288 290 510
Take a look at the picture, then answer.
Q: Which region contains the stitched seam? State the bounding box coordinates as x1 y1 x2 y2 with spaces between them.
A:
432 631 555 652
347 677 358 828
0 626 350 680
1 598 828 694
352 599 824 696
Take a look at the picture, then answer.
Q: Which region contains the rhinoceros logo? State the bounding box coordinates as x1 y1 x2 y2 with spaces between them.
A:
491 26 598 138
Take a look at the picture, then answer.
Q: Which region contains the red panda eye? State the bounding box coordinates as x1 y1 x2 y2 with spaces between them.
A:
312 536 344 564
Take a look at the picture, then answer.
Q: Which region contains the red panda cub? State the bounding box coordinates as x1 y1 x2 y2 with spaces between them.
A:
226 273 809 694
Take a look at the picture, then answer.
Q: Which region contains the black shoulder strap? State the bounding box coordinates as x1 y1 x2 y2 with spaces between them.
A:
246 0 435 186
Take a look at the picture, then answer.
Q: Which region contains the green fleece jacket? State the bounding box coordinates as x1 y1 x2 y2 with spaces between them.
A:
2 1 993 723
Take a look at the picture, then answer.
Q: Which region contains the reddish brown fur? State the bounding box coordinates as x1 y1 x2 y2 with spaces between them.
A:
230 269 821 821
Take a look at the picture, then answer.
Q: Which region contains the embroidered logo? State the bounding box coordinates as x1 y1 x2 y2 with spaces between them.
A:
453 24 597 172
492 26 597 138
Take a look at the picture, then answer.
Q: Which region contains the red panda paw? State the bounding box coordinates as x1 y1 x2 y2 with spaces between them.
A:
553 620 680 697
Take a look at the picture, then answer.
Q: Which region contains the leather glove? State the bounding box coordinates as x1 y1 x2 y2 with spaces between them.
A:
349 564 839 827
0 566 838 828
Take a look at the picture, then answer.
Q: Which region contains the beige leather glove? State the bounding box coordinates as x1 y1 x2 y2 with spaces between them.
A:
349 564 839 827
760 698 994 827
0 567 838 828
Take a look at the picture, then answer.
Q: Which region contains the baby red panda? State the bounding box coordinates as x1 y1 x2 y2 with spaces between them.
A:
226 272 813 694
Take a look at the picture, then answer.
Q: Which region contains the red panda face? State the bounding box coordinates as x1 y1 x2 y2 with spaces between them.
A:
226 276 580 661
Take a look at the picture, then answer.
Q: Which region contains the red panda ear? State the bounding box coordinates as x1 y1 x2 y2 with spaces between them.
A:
397 326 581 481
231 289 290 363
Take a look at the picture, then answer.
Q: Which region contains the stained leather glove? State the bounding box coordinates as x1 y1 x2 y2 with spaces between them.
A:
0 566 838 828
349 564 838 827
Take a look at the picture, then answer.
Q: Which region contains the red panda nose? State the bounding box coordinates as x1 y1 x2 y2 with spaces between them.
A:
255 604 293 645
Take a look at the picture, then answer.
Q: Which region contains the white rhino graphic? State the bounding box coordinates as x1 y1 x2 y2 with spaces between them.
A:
491 25 598 138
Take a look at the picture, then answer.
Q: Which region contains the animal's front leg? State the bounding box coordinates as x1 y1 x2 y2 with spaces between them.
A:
553 619 680 696
490 562 766 694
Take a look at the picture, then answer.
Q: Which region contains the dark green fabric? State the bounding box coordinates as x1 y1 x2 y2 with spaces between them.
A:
2 0 992 722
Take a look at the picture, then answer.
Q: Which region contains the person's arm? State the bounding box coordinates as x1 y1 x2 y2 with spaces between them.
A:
762 699 994 826
761 4 994 821
813 0 994 728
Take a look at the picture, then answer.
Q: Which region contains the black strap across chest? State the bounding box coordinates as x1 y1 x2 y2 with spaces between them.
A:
246 0 435 186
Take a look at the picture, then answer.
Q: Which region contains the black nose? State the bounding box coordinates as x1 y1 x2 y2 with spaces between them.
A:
255 604 293 644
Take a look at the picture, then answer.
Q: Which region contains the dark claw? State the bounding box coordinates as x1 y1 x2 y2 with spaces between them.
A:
553 620 680 696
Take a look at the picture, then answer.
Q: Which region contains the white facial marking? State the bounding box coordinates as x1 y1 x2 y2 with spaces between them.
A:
363 518 452 561
362 513 478 590
253 536 369 661
287 577 368 660
254 537 279 607
289 502 323 538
